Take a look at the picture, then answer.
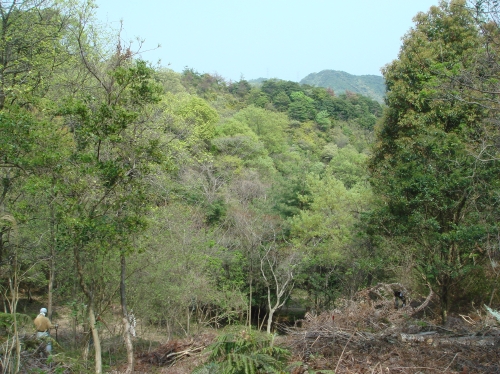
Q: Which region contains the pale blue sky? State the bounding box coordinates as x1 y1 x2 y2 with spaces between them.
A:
95 0 440 82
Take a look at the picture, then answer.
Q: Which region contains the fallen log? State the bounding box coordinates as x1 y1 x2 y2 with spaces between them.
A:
399 333 497 346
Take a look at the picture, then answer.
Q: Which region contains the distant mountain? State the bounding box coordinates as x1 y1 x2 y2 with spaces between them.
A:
300 70 386 103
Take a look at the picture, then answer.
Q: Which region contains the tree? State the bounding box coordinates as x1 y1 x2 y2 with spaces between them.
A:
58 12 165 370
0 6 93 373
272 90 291 112
288 91 316 122
228 79 251 99
0 0 76 109
290 170 373 307
369 0 500 323
442 0 500 157
327 145 368 189
127 203 246 336
260 244 298 333
315 110 331 131
231 106 288 156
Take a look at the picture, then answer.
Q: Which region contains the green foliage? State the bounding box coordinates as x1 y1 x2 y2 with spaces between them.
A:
155 68 187 94
181 67 228 99
270 152 318 217
193 330 290 374
0 1 74 109
272 91 291 112
315 110 331 131
161 92 218 154
231 106 288 155
368 0 500 320
212 118 268 162
206 198 228 224
327 145 368 189
261 79 302 99
290 173 372 259
288 92 316 121
228 79 252 99
0 312 31 335
247 88 270 108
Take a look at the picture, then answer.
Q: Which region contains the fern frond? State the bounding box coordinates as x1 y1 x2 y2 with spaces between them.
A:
194 329 290 374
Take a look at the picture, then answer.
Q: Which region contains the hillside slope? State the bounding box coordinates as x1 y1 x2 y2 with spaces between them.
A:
300 70 385 103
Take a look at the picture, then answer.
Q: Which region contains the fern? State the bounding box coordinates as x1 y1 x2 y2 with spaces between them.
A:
194 329 290 374
0 312 32 333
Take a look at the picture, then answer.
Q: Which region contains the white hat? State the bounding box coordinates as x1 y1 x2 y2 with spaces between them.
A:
40 308 47 315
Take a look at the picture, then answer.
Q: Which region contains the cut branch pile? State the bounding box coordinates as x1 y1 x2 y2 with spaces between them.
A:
279 283 500 373
137 333 215 367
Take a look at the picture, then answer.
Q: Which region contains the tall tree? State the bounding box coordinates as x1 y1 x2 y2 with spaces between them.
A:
58 12 164 370
0 0 79 311
369 0 500 323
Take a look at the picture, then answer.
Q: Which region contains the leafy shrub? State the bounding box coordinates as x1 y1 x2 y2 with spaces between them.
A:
193 329 290 374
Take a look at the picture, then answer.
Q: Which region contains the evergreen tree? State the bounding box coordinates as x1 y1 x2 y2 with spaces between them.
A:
369 0 500 323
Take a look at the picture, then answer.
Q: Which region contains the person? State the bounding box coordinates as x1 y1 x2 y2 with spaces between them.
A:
34 307 57 354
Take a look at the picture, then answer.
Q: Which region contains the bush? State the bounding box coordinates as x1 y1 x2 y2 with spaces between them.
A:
193 328 290 374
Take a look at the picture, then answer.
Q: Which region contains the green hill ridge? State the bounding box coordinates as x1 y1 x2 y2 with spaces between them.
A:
300 70 385 103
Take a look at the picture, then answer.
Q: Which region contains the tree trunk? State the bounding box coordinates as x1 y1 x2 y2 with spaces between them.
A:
440 283 449 325
48 195 56 320
266 308 276 334
48 259 54 317
247 278 252 329
120 254 134 374
88 303 102 374
3 215 20 372
9 249 21 372
74 246 102 373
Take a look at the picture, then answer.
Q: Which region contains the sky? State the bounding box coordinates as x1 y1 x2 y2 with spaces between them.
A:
94 0 440 82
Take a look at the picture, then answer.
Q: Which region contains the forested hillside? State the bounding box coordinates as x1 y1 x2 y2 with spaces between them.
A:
1 1 499 373
300 70 386 103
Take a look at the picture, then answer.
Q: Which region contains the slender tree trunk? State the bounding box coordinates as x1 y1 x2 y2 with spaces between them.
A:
48 192 56 319
266 308 276 334
9 257 21 372
247 278 252 329
440 282 449 325
488 262 499 306
73 263 78 349
3 215 20 372
9 276 21 373
88 303 102 374
48 261 54 317
266 286 273 334
260 248 296 334
74 246 102 373
266 286 280 334
120 254 134 374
